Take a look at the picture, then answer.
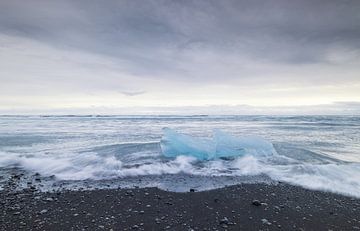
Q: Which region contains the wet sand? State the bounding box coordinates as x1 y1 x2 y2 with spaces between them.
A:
1 178 360 230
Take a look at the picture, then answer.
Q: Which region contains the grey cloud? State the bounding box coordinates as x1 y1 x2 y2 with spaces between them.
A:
1 0 360 100
120 91 146 96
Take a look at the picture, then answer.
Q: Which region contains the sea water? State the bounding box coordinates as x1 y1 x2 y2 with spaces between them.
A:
0 115 359 197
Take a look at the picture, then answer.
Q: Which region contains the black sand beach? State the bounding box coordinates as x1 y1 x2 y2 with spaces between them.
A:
1 177 360 231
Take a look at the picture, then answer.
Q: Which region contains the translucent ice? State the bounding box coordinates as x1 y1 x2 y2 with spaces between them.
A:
160 128 215 160
160 128 276 160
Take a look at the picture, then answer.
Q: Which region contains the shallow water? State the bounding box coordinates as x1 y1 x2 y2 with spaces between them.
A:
0 115 359 197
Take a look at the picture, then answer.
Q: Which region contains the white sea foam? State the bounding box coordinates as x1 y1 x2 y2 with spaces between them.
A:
230 154 360 197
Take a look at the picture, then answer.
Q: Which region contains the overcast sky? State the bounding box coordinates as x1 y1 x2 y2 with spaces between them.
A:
1 0 360 114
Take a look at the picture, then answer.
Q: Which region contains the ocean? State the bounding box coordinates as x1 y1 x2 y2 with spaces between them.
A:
0 115 359 197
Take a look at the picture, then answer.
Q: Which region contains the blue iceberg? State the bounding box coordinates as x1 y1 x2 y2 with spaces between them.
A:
160 128 276 160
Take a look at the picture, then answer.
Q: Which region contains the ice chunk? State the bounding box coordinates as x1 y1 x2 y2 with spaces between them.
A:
160 128 276 160
160 128 215 160
214 129 276 158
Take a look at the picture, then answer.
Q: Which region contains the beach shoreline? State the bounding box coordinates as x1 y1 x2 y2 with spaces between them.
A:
1 179 360 230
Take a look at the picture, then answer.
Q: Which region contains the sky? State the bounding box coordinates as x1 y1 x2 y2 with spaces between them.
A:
1 0 360 114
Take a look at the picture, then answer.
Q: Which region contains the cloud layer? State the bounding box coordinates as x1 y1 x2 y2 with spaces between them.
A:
1 0 360 113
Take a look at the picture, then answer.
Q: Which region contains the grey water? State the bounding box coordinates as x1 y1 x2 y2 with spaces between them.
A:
0 115 359 197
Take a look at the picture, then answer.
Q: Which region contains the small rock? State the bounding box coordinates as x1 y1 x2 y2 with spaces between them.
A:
219 217 229 225
12 175 21 179
261 218 272 226
252 200 262 206
39 209 48 214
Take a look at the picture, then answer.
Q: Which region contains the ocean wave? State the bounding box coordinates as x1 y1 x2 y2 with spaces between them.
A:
1 127 360 198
